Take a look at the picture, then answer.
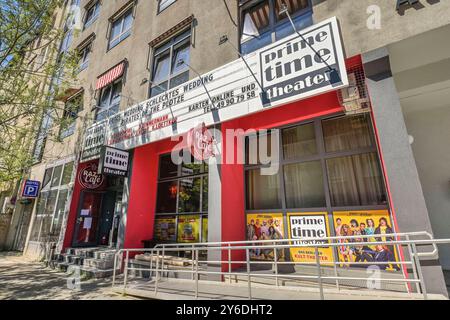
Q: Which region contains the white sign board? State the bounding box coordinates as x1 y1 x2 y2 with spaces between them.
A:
81 17 347 162
99 146 130 177
289 214 328 246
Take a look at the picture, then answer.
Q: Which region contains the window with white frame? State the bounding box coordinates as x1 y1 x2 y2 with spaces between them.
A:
29 161 74 243
84 1 101 29
149 29 191 97
158 0 177 13
59 93 83 140
109 8 133 50
240 0 313 55
78 41 92 72
95 79 122 122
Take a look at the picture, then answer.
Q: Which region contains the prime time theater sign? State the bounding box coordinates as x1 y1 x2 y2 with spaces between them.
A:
81 17 348 162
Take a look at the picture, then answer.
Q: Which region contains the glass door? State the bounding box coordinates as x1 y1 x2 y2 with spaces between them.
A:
73 191 104 247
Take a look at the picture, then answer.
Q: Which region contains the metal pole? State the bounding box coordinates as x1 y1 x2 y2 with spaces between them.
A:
195 249 199 299
149 249 154 280
112 252 117 288
405 235 420 294
315 247 324 300
123 251 129 295
332 239 340 291
246 248 252 300
411 243 428 300
192 245 195 281
274 245 279 287
228 244 232 284
155 249 159 295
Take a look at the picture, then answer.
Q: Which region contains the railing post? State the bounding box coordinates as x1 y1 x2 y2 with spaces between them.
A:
192 245 195 281
161 246 165 278
411 242 428 300
405 236 420 294
246 248 252 300
123 251 129 295
274 244 279 287
195 249 199 299
155 249 160 295
228 244 232 284
149 249 154 280
112 252 118 288
315 247 324 300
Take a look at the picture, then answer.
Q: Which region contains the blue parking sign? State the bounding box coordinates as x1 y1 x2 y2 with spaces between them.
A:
22 180 40 198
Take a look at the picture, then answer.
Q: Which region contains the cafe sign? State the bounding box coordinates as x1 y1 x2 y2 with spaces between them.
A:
78 163 104 189
80 17 348 162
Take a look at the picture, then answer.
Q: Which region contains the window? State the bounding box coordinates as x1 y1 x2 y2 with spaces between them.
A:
95 79 122 122
109 8 133 49
155 151 208 243
244 114 387 211
158 0 177 13
84 1 100 29
60 93 83 139
78 42 92 72
30 161 74 242
150 29 191 97
240 0 312 55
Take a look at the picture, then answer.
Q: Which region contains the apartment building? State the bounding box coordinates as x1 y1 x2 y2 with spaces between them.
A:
8 0 450 296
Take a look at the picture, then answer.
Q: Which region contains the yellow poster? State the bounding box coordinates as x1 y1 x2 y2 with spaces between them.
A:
246 213 284 261
177 215 200 243
333 210 401 271
154 216 176 242
202 217 208 242
287 212 334 265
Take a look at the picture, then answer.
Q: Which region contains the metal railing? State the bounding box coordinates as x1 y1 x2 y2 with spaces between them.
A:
112 231 450 300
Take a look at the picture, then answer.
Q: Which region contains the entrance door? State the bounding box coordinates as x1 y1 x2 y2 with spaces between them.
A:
73 191 104 247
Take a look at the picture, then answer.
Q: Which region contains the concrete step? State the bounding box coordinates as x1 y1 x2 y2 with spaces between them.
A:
83 258 115 270
80 266 118 279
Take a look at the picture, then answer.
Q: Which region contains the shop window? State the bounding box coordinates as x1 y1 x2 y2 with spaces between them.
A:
155 151 208 243
61 162 74 185
109 8 133 50
158 0 177 13
246 169 281 210
322 114 374 153
150 29 191 97
326 153 387 207
84 1 101 29
60 93 83 140
240 0 312 55
284 161 325 208
52 189 69 236
282 122 317 159
42 168 53 189
95 79 122 122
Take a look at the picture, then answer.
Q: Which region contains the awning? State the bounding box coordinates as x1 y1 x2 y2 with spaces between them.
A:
96 61 126 90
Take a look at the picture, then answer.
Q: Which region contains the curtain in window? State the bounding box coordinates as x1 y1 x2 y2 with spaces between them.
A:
246 169 281 210
326 153 386 207
282 123 317 159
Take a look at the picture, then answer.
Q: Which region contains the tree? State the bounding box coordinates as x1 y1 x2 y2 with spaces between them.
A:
0 0 79 187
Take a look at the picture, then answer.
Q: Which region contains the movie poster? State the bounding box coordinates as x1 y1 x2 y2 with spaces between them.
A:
154 216 176 242
202 217 208 242
246 213 285 260
287 212 334 264
177 215 200 243
333 210 401 271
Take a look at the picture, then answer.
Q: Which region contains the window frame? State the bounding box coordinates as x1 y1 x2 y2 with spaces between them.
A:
108 7 134 50
95 78 122 122
83 0 101 30
157 0 177 14
78 42 92 72
238 0 313 54
243 113 387 213
149 29 191 98
59 92 83 140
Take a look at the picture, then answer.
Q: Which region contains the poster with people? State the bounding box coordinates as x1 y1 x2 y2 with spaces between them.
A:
287 212 334 265
246 213 285 261
202 217 208 243
154 217 176 242
178 215 200 243
333 210 401 272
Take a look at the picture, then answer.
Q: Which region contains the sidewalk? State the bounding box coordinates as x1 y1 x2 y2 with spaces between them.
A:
0 252 138 300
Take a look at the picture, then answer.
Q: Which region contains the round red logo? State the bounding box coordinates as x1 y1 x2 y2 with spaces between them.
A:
187 123 217 161
78 163 104 189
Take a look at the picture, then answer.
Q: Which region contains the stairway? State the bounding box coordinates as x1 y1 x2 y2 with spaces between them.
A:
51 247 119 279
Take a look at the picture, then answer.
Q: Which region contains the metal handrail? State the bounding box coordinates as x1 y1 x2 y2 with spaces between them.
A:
112 232 450 300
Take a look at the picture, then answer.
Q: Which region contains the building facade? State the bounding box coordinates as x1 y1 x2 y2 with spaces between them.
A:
10 0 450 296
